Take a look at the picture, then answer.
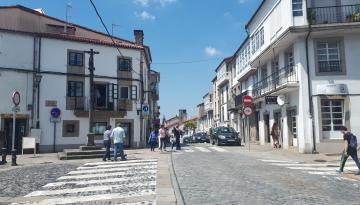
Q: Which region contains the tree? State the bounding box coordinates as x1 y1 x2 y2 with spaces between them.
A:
183 121 197 135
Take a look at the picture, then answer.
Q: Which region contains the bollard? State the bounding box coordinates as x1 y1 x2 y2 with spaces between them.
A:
11 149 17 166
0 148 6 165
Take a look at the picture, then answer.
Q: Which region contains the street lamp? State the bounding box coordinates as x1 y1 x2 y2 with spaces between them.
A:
34 73 42 129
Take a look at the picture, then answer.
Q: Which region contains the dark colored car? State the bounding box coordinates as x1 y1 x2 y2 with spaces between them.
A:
193 132 210 143
211 127 241 146
182 135 194 144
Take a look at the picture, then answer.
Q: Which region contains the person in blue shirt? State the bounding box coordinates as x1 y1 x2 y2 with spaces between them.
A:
148 128 158 152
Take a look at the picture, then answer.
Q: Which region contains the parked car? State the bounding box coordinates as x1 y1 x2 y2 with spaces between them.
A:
210 127 241 146
182 135 194 144
193 132 210 143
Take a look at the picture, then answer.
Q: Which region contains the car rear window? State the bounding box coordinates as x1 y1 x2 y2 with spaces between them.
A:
219 127 235 133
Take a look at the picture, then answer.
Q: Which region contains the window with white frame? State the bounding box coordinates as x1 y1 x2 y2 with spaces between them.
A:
251 27 264 54
321 99 344 131
317 41 341 73
292 0 303 17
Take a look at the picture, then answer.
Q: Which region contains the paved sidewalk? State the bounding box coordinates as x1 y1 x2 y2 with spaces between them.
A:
0 148 177 205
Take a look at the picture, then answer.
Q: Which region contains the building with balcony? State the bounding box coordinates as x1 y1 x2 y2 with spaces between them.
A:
205 0 360 154
0 5 159 152
203 92 214 131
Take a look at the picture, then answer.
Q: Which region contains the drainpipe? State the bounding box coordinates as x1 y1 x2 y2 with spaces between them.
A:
305 3 317 154
36 38 42 129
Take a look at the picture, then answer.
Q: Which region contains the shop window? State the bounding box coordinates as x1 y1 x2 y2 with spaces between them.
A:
63 120 79 137
92 122 107 135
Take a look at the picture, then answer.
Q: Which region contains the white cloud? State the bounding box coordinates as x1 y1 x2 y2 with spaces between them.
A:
205 46 221 56
156 0 177 7
135 11 156 21
238 0 249 4
133 0 150 7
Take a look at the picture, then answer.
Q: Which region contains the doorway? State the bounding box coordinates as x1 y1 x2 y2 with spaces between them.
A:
120 123 132 148
264 114 270 143
287 109 298 147
4 119 27 153
274 112 282 144
95 84 107 108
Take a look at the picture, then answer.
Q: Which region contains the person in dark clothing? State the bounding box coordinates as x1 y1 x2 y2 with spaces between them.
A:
337 126 360 175
172 125 182 150
102 125 112 161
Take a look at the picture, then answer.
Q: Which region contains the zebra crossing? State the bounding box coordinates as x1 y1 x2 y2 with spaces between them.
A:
180 146 229 153
260 159 360 179
12 159 158 205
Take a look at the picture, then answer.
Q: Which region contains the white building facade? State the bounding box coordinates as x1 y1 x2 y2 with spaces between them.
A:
0 5 159 152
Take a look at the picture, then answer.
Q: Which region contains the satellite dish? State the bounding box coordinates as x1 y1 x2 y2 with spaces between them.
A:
277 94 287 106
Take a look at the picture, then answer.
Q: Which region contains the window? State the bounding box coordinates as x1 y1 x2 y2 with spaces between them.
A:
63 120 79 137
67 81 83 97
92 122 107 135
321 99 344 131
317 41 341 73
120 86 129 99
292 0 303 16
131 85 138 100
68 51 84 66
251 27 264 54
118 57 132 71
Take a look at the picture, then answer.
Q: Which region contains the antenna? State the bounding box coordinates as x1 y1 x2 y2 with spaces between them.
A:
65 1 73 33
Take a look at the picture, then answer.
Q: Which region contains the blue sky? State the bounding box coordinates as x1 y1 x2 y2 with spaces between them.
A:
0 0 261 119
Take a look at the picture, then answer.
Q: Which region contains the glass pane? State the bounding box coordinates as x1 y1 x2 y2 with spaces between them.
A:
334 126 343 131
321 107 330 112
333 119 343 125
321 100 330 106
333 113 343 118
329 55 339 60
332 100 342 106
322 113 331 118
322 126 331 131
322 119 332 125
317 43 327 49
328 42 338 49
332 107 342 112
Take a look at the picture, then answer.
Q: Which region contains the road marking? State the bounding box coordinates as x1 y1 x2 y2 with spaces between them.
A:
287 166 358 171
58 169 156 180
307 171 337 176
209 147 228 152
44 174 156 188
84 159 158 166
77 162 157 170
260 159 299 163
22 190 155 205
194 147 211 152
26 181 156 197
184 149 194 152
68 165 156 175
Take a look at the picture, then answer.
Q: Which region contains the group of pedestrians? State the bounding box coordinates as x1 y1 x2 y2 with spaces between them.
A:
148 124 182 152
102 123 127 162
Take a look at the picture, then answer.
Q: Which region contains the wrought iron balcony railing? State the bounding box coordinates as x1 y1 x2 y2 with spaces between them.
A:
308 4 360 25
252 65 298 98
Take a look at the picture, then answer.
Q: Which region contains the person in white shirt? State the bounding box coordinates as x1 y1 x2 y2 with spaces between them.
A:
110 123 126 161
158 125 167 152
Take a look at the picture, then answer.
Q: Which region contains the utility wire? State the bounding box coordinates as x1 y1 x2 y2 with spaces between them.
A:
89 0 141 77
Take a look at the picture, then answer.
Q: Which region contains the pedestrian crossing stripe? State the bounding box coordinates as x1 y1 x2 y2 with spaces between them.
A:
84 159 158 166
194 147 211 152
209 147 228 152
26 181 156 197
19 159 158 205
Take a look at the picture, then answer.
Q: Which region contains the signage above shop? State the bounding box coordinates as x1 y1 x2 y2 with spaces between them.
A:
316 84 348 95
265 96 278 104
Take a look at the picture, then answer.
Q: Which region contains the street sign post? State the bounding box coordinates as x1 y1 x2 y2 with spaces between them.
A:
242 95 253 106
142 104 149 116
243 106 253 116
11 91 20 166
50 108 61 152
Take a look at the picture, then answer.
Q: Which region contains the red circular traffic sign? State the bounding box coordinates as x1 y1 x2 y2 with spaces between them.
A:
243 106 253 116
242 95 253 105
12 91 20 106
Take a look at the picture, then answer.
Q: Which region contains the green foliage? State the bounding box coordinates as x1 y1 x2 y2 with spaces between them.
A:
183 121 197 132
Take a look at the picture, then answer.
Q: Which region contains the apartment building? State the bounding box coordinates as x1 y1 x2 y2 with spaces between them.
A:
0 5 160 152
206 0 360 153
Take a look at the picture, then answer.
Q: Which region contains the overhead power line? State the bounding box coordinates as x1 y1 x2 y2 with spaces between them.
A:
89 0 141 76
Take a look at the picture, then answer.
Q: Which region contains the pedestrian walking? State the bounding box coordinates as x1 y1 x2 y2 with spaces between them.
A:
172 125 182 150
102 125 112 161
111 123 126 161
148 128 158 152
159 125 167 152
271 123 281 148
336 126 360 175
170 134 176 151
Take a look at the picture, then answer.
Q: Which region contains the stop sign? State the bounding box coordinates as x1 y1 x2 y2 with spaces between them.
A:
242 95 253 105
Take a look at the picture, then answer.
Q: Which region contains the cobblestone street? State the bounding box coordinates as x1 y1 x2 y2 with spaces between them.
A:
172 144 360 205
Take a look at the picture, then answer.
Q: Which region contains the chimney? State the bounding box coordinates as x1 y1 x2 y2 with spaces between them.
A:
134 30 144 45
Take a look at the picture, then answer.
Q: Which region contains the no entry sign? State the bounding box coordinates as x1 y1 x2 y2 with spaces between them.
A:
242 95 253 105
